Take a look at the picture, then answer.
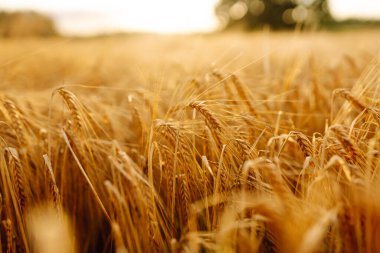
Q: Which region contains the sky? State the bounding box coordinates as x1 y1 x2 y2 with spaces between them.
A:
1 0 380 35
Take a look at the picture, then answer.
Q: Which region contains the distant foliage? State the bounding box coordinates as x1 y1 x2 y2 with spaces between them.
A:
215 0 332 30
0 11 57 37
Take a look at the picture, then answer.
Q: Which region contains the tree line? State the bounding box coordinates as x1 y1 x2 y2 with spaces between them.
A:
215 0 380 30
0 11 57 37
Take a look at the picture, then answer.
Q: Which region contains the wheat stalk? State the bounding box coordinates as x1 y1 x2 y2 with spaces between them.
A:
5 147 27 213
290 131 313 157
43 154 62 212
230 74 258 117
3 100 27 147
57 88 84 133
2 219 13 253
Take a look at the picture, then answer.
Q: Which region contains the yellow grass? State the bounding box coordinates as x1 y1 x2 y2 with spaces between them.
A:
0 30 380 252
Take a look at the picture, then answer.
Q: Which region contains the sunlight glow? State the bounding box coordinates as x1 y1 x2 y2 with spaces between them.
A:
329 0 380 20
1 0 220 35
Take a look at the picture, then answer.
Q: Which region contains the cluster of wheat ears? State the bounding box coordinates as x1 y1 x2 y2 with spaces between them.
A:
0 34 380 252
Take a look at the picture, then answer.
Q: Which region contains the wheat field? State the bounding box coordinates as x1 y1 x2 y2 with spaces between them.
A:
0 30 380 252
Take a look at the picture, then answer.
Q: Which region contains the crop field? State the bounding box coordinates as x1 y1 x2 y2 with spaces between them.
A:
0 30 380 252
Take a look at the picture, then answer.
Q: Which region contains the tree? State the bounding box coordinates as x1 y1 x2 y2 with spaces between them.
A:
215 0 332 30
0 11 57 37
